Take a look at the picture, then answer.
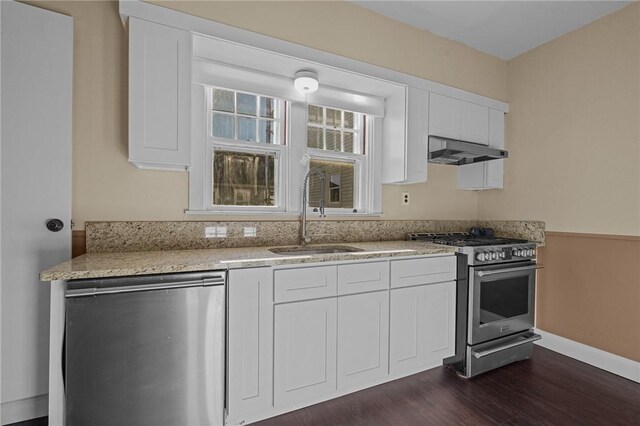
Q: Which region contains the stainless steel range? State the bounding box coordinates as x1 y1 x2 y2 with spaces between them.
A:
408 229 542 377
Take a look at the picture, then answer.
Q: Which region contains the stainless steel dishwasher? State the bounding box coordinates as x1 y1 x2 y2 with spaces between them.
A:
64 271 226 426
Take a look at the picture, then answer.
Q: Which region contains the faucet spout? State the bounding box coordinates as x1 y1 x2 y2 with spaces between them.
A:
300 169 326 245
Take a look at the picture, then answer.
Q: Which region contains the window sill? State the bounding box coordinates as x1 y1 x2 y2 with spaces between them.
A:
184 210 383 218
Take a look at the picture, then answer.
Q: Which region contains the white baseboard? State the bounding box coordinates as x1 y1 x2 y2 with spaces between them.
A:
1 394 48 425
534 329 640 383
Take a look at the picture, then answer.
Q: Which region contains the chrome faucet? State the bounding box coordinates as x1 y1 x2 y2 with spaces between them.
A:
300 169 326 245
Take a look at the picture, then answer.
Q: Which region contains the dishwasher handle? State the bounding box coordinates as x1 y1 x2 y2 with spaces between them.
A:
66 271 226 298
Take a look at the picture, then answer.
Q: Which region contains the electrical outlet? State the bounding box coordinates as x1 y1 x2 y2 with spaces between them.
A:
205 226 227 238
402 192 410 206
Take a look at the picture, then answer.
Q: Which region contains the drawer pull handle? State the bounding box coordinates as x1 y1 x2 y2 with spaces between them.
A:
472 334 541 359
286 277 328 292
399 270 447 279
346 273 382 285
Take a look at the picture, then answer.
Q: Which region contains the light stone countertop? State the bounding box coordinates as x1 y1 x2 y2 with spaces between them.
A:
40 241 457 281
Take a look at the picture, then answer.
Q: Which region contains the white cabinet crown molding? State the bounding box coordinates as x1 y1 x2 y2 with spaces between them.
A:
119 0 507 112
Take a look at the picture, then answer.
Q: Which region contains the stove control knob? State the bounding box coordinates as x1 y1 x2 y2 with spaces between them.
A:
491 252 498 260
515 249 523 257
476 252 486 261
499 251 506 259
528 249 535 257
511 249 519 257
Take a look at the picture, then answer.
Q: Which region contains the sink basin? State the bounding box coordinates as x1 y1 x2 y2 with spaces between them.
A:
268 245 363 256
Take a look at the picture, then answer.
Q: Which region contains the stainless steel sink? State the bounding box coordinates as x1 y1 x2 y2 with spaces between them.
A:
268 245 363 256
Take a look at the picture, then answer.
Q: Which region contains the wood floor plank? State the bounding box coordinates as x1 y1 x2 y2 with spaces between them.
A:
256 347 640 425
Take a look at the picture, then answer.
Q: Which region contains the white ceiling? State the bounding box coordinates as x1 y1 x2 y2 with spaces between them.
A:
351 1 631 60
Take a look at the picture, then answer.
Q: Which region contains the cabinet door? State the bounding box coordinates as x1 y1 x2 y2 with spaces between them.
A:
274 298 337 408
382 87 427 184
485 108 505 189
458 108 504 190
389 286 425 375
429 92 461 140
227 268 274 425
390 282 456 375
460 100 489 145
405 87 429 183
424 281 456 363
337 291 389 390
129 18 191 170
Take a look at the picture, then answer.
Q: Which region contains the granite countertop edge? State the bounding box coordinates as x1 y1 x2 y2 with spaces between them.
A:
40 241 457 282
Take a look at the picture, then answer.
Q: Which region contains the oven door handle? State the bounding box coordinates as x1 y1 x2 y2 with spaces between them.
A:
472 333 542 359
476 265 542 277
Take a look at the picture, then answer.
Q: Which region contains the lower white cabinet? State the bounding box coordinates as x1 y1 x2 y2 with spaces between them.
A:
390 281 456 375
337 291 389 390
227 257 457 425
274 298 338 408
227 268 273 425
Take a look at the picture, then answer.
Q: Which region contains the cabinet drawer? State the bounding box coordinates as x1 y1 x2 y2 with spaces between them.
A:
390 256 456 288
337 262 389 295
274 266 337 302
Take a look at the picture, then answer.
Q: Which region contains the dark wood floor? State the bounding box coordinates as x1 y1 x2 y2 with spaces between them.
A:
257 347 640 426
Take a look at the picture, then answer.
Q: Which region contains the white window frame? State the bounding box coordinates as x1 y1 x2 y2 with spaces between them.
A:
187 38 386 216
303 106 370 214
205 87 288 213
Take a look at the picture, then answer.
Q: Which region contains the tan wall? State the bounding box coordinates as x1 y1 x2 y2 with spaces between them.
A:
478 3 640 236
537 233 640 362
23 0 506 229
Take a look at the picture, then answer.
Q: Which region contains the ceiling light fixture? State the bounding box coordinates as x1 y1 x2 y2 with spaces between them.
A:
294 70 319 94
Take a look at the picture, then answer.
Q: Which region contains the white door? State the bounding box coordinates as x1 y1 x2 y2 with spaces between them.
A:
1 2 72 423
337 291 389 390
274 298 337 409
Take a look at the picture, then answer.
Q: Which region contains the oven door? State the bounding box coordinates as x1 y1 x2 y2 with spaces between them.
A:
468 261 536 345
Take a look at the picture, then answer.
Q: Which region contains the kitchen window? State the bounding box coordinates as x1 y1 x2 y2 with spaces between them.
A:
306 105 365 211
188 45 386 215
205 87 287 211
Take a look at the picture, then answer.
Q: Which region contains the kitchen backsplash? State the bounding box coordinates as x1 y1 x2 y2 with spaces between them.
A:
85 220 545 253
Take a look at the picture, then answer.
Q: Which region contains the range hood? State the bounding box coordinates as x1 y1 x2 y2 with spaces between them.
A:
428 135 508 166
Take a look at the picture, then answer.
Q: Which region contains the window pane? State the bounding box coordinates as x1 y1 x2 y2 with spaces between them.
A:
326 129 341 151
343 111 355 129
212 113 234 139
259 119 277 144
308 105 323 124
326 108 341 127
237 93 257 116
343 131 354 153
237 116 257 141
213 150 276 206
308 159 354 209
307 127 323 149
212 89 234 112
260 97 276 118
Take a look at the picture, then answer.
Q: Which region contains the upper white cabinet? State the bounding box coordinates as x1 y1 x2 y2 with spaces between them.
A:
457 108 505 190
382 87 428 184
429 92 505 190
382 88 506 187
128 18 191 170
429 92 489 145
